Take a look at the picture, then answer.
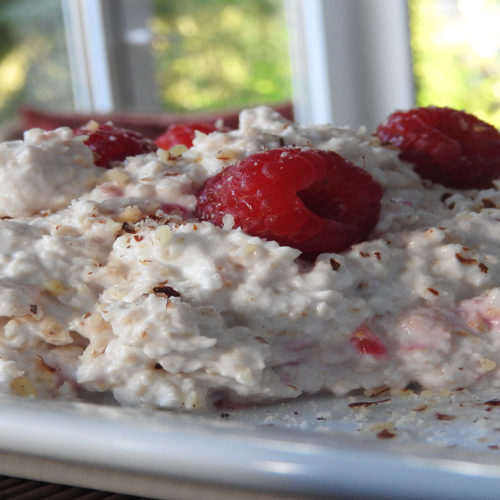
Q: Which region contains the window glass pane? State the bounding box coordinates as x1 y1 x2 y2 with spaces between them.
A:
0 0 73 123
409 0 500 126
150 0 292 113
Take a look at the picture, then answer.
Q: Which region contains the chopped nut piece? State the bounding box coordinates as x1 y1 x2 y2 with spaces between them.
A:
105 168 130 184
11 376 36 396
482 198 497 208
478 358 496 372
377 429 396 439
116 206 143 223
43 280 69 296
348 398 391 408
479 262 489 273
455 253 477 265
436 413 455 421
153 285 181 298
484 399 500 407
329 258 341 271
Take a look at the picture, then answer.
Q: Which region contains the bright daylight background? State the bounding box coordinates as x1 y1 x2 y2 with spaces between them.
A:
0 0 499 128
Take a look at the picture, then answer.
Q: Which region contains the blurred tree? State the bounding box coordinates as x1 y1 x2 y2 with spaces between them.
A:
0 0 291 123
0 0 72 123
409 0 500 127
151 0 292 112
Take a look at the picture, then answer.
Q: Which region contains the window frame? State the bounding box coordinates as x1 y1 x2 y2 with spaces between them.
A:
62 0 158 113
63 0 415 129
285 0 415 129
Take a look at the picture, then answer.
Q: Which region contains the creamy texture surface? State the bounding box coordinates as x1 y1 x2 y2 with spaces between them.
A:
1 108 500 409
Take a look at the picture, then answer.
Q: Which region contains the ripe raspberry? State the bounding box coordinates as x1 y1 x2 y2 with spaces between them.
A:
196 148 383 259
376 106 500 189
350 323 387 356
74 123 157 168
155 122 218 150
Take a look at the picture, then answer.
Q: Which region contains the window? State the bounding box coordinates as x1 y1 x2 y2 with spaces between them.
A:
409 0 500 127
1 0 500 134
0 0 292 120
285 0 414 129
150 0 292 114
0 0 73 123
59 0 417 130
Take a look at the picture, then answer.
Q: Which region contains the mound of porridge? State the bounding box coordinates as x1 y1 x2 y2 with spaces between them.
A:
1 106 500 410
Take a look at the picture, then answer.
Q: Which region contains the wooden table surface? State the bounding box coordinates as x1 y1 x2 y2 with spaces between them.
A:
0 475 149 500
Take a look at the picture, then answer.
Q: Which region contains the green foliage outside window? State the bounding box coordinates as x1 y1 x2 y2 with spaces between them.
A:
0 0 72 123
0 0 291 123
409 0 500 127
150 0 291 112
1 0 500 130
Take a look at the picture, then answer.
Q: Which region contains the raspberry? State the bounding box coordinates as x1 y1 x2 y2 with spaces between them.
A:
196 148 383 259
155 122 218 150
350 323 387 356
376 106 500 189
74 123 157 168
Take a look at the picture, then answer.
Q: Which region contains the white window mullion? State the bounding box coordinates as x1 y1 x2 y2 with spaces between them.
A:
285 0 333 125
285 0 415 130
62 0 115 113
62 0 157 114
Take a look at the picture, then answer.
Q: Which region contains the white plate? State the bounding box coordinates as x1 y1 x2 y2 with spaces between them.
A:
1 388 500 499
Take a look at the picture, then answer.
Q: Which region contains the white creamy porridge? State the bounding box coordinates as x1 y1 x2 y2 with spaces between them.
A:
1 106 500 410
